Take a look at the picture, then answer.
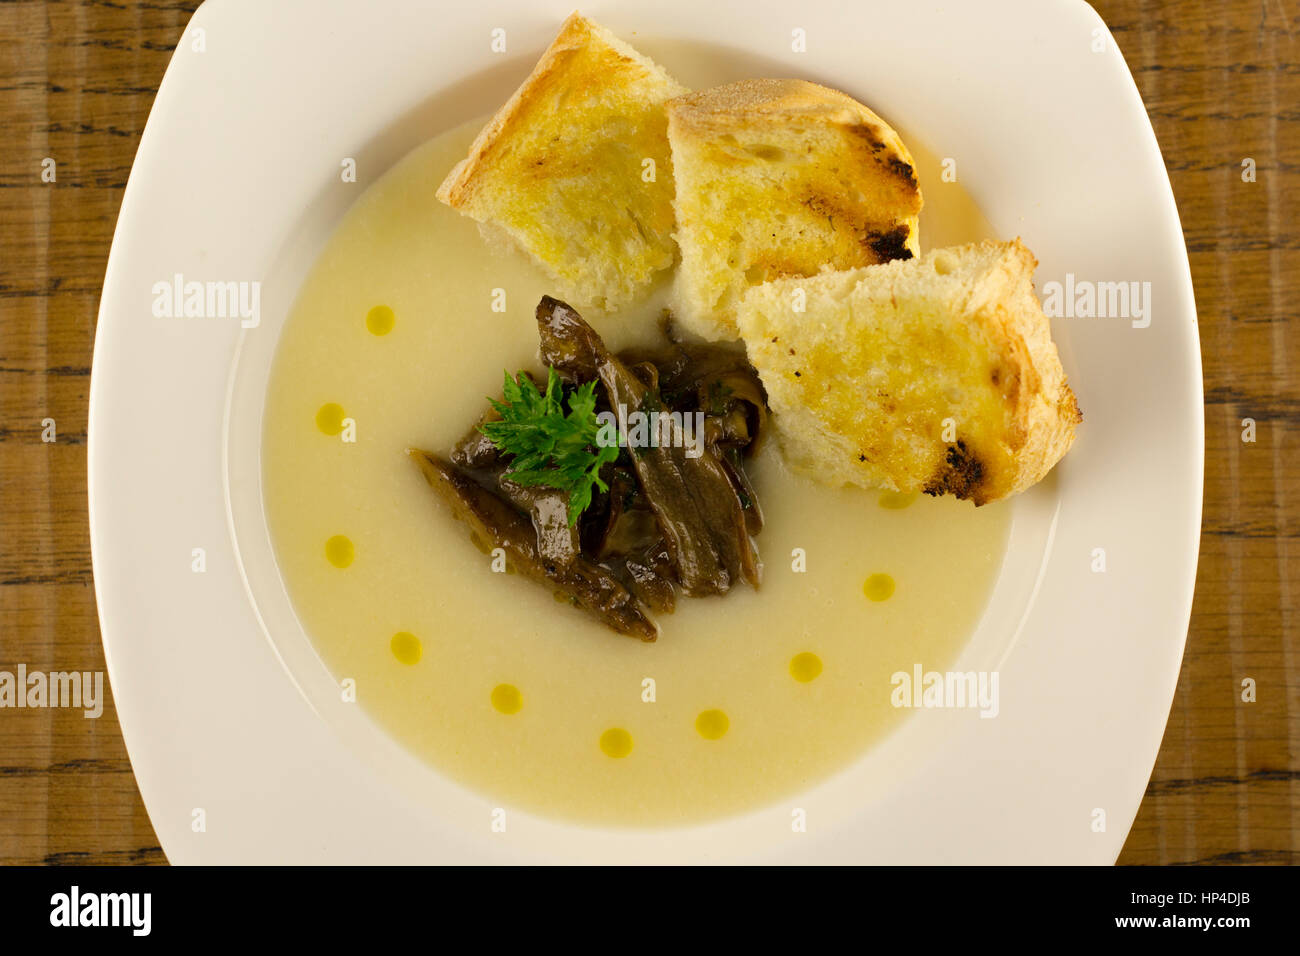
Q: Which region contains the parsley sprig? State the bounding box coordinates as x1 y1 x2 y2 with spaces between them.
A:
479 368 619 526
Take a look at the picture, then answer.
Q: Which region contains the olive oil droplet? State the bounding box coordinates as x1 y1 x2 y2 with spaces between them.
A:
789 652 823 682
324 534 354 568
491 683 522 715
316 403 346 435
695 709 730 740
599 727 633 758
390 631 421 666
366 304 395 336
863 573 895 602
878 490 919 510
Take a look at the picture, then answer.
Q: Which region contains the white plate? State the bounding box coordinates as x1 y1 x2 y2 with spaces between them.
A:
89 0 1201 863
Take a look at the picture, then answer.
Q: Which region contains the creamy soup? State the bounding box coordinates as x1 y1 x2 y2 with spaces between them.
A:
262 117 1011 827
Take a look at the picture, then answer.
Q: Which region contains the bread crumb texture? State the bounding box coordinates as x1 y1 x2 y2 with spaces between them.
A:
437 14 687 312
737 240 1081 504
668 78 923 339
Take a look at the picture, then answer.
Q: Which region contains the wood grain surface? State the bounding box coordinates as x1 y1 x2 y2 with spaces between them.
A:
0 0 1295 866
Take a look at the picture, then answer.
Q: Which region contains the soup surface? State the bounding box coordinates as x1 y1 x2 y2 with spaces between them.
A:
262 115 1011 826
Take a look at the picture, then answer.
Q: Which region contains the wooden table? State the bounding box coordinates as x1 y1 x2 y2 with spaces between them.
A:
0 0 1294 865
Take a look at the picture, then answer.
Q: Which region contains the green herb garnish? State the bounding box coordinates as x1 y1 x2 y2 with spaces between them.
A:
479 368 619 526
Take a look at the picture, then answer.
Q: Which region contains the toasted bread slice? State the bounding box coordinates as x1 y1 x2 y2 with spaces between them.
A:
737 240 1081 504
437 14 687 312
667 78 923 340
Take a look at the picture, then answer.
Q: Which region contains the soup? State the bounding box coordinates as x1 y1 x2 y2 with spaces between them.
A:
261 118 1011 826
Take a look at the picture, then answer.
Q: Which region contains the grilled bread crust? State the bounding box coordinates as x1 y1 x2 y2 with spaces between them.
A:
737 239 1081 504
667 78 923 339
437 13 687 312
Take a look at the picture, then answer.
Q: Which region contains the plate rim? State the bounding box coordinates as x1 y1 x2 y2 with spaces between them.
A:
88 0 1203 863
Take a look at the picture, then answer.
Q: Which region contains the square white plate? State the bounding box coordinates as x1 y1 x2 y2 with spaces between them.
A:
89 0 1201 863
